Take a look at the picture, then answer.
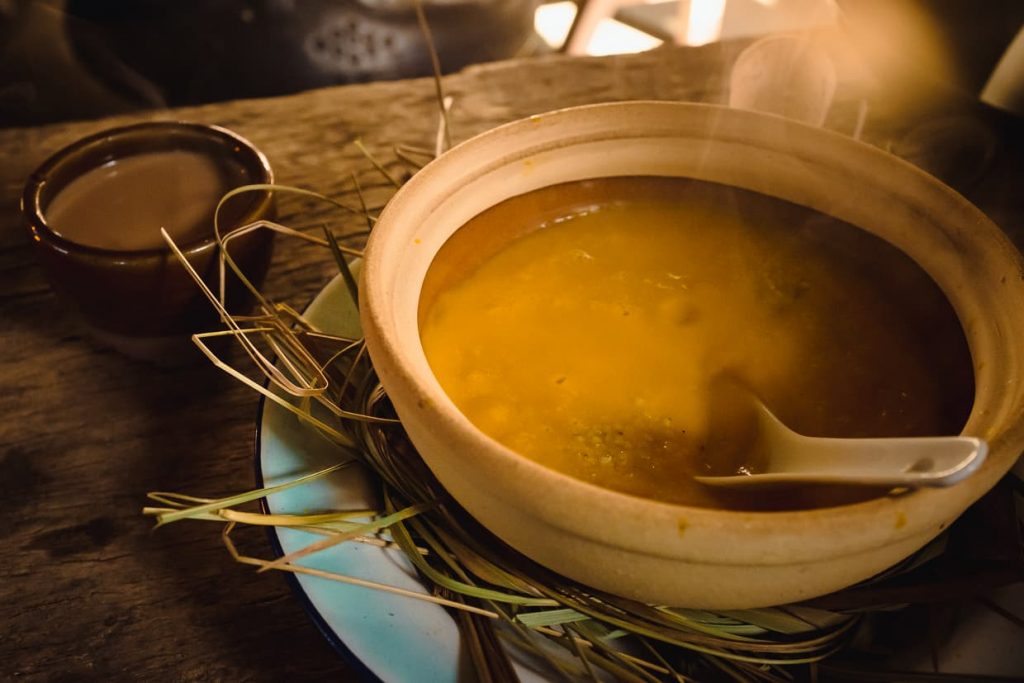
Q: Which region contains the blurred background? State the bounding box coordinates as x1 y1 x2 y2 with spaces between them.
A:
0 0 1021 126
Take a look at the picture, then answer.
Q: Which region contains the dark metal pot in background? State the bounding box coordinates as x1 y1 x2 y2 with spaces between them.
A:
63 0 541 108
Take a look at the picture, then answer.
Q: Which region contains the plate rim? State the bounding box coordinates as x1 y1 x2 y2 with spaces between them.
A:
252 273 384 683
254 439 383 682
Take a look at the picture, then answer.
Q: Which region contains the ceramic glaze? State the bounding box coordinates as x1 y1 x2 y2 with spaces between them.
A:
23 122 276 360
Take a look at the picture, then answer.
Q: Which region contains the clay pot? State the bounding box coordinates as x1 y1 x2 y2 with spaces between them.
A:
360 101 1024 608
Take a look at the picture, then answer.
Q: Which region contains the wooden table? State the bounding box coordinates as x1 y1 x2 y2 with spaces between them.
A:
2 37 1023 681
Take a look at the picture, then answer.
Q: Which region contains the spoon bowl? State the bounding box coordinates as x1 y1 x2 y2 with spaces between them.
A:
695 393 988 489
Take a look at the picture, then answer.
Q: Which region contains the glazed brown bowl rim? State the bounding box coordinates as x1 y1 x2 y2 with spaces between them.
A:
22 120 274 260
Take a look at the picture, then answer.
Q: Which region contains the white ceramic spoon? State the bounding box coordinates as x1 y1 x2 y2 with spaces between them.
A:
694 388 987 489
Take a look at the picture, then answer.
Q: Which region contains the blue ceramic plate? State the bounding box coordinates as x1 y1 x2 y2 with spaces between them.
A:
255 272 547 682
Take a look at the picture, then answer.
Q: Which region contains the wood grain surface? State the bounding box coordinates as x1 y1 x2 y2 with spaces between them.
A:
1 37 1022 682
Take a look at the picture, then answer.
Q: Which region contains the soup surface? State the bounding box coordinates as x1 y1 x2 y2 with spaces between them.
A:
419 177 973 509
46 149 249 251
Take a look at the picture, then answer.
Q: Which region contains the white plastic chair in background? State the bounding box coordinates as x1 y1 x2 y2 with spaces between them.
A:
561 0 837 56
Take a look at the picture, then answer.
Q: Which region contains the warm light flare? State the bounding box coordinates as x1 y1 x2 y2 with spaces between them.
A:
685 0 727 46
535 0 662 56
534 1 576 49
588 19 664 56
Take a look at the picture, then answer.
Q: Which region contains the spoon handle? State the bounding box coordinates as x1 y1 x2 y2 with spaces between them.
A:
696 435 987 488
769 434 987 486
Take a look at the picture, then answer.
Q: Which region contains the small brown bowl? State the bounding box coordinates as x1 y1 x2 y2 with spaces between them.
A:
22 121 276 361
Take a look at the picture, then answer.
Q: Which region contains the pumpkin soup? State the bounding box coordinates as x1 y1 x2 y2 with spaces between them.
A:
418 177 973 508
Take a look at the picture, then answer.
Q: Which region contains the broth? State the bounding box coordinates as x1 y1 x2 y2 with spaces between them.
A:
419 177 974 509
